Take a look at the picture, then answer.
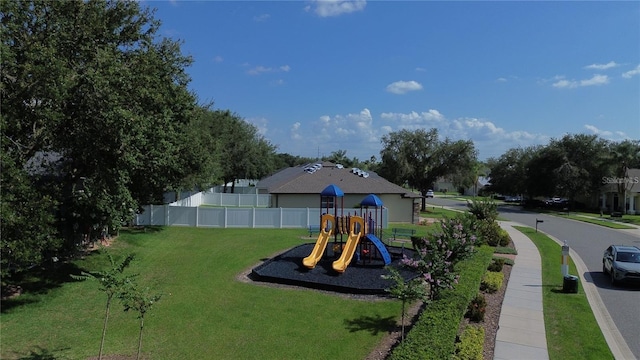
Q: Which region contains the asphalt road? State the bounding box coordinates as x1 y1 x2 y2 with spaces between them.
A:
426 197 640 358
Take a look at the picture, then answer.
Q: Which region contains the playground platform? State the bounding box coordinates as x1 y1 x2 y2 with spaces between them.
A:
251 243 419 295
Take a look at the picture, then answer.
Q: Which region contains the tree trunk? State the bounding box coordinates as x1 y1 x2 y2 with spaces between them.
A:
99 297 112 360
136 315 145 360
420 189 427 211
401 300 406 342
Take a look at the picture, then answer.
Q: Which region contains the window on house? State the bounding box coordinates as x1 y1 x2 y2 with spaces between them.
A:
321 196 335 210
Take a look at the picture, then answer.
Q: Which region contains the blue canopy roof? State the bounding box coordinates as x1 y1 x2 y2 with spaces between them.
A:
321 184 344 197
360 194 383 207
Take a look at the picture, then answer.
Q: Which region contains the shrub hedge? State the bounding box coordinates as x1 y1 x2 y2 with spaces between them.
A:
388 245 494 359
453 325 485 360
480 271 504 293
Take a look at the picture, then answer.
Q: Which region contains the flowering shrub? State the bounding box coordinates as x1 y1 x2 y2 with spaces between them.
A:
403 216 478 300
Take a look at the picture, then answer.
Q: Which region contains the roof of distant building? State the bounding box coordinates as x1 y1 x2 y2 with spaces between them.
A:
257 162 420 198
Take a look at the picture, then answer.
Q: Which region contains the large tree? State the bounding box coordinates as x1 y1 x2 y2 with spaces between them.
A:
1 0 203 274
548 134 609 206
378 128 477 210
485 146 539 198
202 110 278 193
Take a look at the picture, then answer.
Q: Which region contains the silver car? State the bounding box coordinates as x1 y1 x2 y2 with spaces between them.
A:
602 245 640 285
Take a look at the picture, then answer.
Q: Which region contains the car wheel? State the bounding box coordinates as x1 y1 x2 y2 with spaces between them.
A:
602 262 608 274
610 270 617 286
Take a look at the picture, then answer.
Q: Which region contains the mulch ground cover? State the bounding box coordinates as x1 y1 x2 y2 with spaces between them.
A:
251 243 419 294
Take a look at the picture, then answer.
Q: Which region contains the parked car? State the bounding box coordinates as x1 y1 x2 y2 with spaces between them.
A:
426 189 434 198
602 245 640 285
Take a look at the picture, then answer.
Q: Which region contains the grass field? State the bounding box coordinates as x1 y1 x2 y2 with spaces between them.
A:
514 226 613 360
1 227 402 360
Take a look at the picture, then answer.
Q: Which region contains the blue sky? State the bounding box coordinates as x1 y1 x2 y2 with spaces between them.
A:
149 1 640 161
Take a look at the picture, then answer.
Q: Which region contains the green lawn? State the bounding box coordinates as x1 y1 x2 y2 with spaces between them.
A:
513 226 613 360
1 227 401 360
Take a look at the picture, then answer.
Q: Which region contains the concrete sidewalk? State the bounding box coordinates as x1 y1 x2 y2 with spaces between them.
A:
494 221 549 360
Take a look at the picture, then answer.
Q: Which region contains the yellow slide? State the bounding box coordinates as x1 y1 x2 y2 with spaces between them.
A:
302 214 335 269
332 216 364 274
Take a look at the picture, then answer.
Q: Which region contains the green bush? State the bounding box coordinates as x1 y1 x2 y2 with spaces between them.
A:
487 257 505 272
453 325 485 360
498 228 511 246
475 219 502 246
465 293 487 322
389 246 494 359
481 271 504 293
466 198 498 222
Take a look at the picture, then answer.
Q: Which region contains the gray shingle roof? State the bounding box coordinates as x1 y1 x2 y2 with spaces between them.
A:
257 162 420 197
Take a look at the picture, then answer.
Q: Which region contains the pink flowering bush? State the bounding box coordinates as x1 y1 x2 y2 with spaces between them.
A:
403 216 479 300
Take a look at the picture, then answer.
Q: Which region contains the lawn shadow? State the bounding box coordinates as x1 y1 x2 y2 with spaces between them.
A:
344 314 397 336
121 225 165 235
1 260 86 313
9 345 70 360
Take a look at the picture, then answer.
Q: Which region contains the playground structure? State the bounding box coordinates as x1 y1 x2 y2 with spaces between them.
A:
302 184 392 273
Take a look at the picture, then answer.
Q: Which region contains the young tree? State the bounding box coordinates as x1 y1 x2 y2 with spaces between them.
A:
382 267 427 342
403 216 477 300
73 251 136 360
120 282 162 360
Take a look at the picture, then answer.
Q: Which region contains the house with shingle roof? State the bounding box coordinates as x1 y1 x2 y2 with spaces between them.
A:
256 162 421 223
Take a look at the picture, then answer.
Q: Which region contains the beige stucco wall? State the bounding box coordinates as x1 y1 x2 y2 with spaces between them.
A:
270 193 417 223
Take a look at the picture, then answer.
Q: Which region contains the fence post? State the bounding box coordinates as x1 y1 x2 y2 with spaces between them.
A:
224 207 228 228
165 205 169 226
195 206 199 227
252 207 255 228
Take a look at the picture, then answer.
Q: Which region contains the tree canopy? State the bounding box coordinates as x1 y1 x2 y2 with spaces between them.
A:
486 135 639 212
1 0 207 276
378 128 477 210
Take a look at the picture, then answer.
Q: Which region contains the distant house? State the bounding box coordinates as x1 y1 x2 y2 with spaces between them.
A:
598 168 640 214
433 176 491 196
256 162 421 223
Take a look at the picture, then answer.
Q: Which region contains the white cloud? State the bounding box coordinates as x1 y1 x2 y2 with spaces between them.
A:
213 55 224 63
385 80 423 94
496 77 508 82
253 14 270 22
248 117 269 136
552 74 609 88
584 124 630 140
290 122 302 140
552 78 578 89
415 67 426 72
277 108 557 161
380 109 444 123
246 64 291 75
584 61 618 70
580 74 609 86
305 0 367 17
622 64 640 78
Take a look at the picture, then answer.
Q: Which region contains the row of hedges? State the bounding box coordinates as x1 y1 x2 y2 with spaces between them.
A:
388 245 495 359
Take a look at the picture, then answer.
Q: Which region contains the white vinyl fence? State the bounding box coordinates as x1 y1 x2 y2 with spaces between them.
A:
135 205 388 229
169 193 270 207
137 189 388 229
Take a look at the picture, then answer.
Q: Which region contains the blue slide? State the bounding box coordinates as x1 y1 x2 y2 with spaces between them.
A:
365 234 392 265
